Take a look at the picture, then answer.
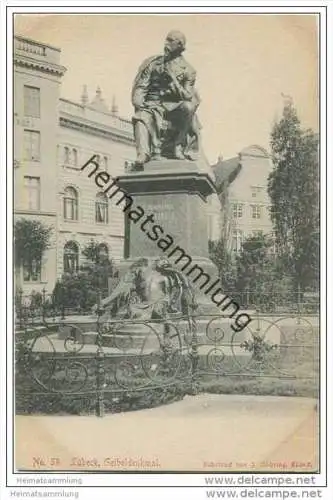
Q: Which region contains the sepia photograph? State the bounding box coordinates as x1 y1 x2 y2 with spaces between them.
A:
8 9 323 481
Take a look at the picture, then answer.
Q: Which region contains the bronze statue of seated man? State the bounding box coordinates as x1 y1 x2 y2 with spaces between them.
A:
131 30 201 166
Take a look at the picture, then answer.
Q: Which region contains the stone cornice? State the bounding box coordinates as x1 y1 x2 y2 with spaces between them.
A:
14 54 67 77
59 115 135 146
15 34 61 52
14 210 57 217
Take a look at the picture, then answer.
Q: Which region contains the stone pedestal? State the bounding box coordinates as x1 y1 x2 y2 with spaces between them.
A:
116 159 220 311
119 159 216 259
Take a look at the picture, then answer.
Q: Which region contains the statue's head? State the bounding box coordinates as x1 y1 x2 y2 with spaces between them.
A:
164 30 186 59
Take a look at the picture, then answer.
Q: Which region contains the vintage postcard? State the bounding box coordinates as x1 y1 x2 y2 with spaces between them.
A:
2 3 331 499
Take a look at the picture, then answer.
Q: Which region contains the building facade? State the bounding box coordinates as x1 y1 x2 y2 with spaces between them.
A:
14 36 66 293
14 35 221 294
57 94 135 281
14 35 137 294
213 145 274 254
229 145 273 252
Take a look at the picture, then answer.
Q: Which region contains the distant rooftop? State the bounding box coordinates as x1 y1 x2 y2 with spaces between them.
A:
211 156 242 193
211 145 270 193
239 145 270 158
14 34 66 74
59 95 133 143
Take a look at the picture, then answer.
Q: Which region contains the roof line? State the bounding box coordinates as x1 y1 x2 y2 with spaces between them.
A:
15 33 61 52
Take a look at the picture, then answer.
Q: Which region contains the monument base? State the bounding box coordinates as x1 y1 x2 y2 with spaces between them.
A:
117 159 217 261
111 158 253 332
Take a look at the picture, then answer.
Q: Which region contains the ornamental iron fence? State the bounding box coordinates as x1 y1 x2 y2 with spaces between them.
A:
15 292 319 416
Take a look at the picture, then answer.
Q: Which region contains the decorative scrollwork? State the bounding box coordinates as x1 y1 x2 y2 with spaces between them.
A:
63 324 86 353
29 353 89 394
207 347 226 372
206 317 225 343
16 307 318 416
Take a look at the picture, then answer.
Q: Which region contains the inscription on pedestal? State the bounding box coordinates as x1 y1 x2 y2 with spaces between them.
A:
127 193 208 258
143 202 177 224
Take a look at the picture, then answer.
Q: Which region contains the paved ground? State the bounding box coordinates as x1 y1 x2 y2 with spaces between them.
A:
15 393 318 472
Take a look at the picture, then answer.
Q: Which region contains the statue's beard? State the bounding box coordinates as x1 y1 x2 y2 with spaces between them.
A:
164 47 171 59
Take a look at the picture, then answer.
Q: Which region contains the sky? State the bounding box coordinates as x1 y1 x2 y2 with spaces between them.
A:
14 14 318 163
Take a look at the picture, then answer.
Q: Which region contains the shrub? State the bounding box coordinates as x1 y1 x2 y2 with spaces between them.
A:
52 242 117 312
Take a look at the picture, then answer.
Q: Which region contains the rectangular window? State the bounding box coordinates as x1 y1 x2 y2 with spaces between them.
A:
251 186 263 198
232 203 243 218
73 149 78 166
63 147 70 165
24 176 40 211
24 86 40 118
23 130 40 161
96 202 108 223
64 199 77 220
251 205 261 219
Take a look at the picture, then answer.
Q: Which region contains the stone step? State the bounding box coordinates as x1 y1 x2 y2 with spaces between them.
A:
77 331 161 350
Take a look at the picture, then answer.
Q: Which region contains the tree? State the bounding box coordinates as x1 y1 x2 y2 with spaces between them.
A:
52 241 116 311
80 240 115 293
14 219 52 287
268 100 319 290
235 234 272 308
208 238 236 291
235 233 294 311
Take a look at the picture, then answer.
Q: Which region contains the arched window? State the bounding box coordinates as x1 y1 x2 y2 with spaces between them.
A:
95 192 108 223
72 148 78 166
97 243 109 259
63 241 79 273
63 186 78 220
